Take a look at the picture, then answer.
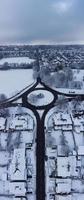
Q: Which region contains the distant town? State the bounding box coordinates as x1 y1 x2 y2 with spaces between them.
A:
0 45 84 90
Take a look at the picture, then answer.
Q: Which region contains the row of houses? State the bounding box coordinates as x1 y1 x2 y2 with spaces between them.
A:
46 111 84 200
0 146 36 200
0 109 36 200
0 113 34 132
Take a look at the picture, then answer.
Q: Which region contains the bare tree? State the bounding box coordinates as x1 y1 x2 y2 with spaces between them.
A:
0 94 9 117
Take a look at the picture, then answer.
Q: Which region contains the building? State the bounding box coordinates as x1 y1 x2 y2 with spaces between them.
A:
56 179 71 194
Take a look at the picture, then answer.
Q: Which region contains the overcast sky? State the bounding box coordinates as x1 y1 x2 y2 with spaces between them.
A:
0 0 84 44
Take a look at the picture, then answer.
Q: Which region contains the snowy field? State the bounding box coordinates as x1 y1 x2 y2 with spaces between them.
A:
0 69 34 98
0 57 34 65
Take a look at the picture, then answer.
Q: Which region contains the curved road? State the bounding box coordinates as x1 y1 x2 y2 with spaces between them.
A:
0 81 36 107
0 78 84 108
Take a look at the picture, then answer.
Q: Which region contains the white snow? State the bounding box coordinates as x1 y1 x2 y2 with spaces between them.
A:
0 117 6 130
10 182 26 196
72 194 84 200
53 87 84 95
78 146 84 155
72 180 84 193
0 57 34 65
57 157 71 177
28 90 54 106
57 195 71 200
20 131 34 145
73 69 84 83
10 148 25 181
56 178 71 194
45 104 84 200
0 69 34 98
53 113 72 126
0 106 36 200
0 151 9 165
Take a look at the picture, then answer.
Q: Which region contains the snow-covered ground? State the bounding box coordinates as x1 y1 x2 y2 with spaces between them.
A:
73 69 84 82
49 69 84 94
0 106 37 200
0 57 34 65
51 69 84 92
28 90 54 107
0 69 34 98
53 87 84 95
45 101 84 200
73 69 84 89
0 68 84 100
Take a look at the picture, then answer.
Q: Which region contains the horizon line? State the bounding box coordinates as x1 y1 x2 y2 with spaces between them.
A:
0 43 84 46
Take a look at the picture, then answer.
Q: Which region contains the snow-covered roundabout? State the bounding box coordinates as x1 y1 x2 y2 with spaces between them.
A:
28 89 54 107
